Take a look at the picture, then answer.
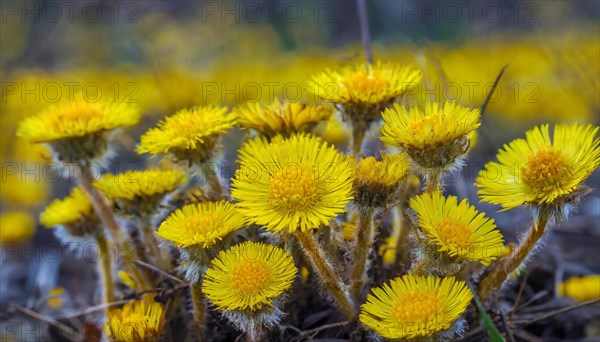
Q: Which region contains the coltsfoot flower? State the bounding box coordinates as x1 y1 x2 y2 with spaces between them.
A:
156 201 245 249
476 123 600 215
381 102 480 169
0 211 36 244
410 191 504 266
558 275 600 302
353 154 411 209
359 275 472 339
308 61 422 124
105 294 165 342
16 100 140 164
93 169 186 215
39 187 97 237
137 106 236 164
235 99 332 137
202 241 297 312
231 134 354 233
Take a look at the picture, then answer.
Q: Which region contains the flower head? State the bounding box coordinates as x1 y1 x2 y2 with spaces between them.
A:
16 100 140 143
381 102 480 169
410 191 504 266
137 106 236 164
353 154 411 208
93 169 186 214
558 275 600 302
39 187 96 235
156 201 245 249
476 123 600 212
105 294 165 342
202 241 297 312
232 134 354 233
0 211 36 244
359 275 472 339
308 61 421 124
16 100 140 163
235 99 332 137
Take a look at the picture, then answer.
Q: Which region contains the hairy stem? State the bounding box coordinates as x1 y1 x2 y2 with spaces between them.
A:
246 320 262 342
425 169 442 193
392 207 411 267
478 211 550 301
139 216 171 272
356 0 372 65
295 230 357 319
78 169 151 291
95 231 115 305
350 208 375 302
190 284 206 341
202 163 225 200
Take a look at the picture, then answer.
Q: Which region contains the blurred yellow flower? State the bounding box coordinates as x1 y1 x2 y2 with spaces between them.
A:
410 191 504 266
105 294 165 342
39 187 93 228
16 100 140 143
0 168 50 207
381 102 480 169
476 123 600 211
202 242 297 312
118 270 137 290
558 275 600 302
0 211 36 243
156 201 245 249
235 99 332 137
137 106 236 164
47 287 66 308
232 135 353 233
93 169 186 201
360 275 472 339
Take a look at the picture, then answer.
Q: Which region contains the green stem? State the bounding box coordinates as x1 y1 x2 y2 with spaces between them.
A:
190 284 206 341
350 208 375 302
295 230 356 319
478 211 551 301
95 231 115 305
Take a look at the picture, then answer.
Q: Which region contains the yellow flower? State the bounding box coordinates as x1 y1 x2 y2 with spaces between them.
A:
360 275 472 339
118 270 137 289
315 115 347 145
231 134 354 233
0 211 36 243
354 154 410 208
341 222 357 240
308 61 421 122
16 100 140 143
202 241 297 312
235 99 332 137
381 102 480 168
558 275 600 302
137 106 236 164
47 287 66 308
39 187 94 229
476 123 600 211
0 167 50 207
93 169 186 215
410 191 504 266
105 294 165 342
156 201 245 249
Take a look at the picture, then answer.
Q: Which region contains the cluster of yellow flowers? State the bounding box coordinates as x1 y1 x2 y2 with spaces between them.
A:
15 58 599 341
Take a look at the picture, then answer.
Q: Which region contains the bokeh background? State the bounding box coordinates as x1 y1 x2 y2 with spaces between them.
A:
1 0 599 340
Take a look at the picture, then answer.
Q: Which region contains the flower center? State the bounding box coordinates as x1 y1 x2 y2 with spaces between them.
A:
437 218 473 250
230 260 269 294
341 71 389 95
183 212 219 237
392 291 442 324
522 148 569 191
268 165 318 210
407 113 445 140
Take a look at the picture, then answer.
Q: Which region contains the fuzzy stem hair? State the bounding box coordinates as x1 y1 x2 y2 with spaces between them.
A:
295 230 357 319
478 210 551 301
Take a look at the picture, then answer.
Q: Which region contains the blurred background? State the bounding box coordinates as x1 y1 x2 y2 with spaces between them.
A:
1 0 599 340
